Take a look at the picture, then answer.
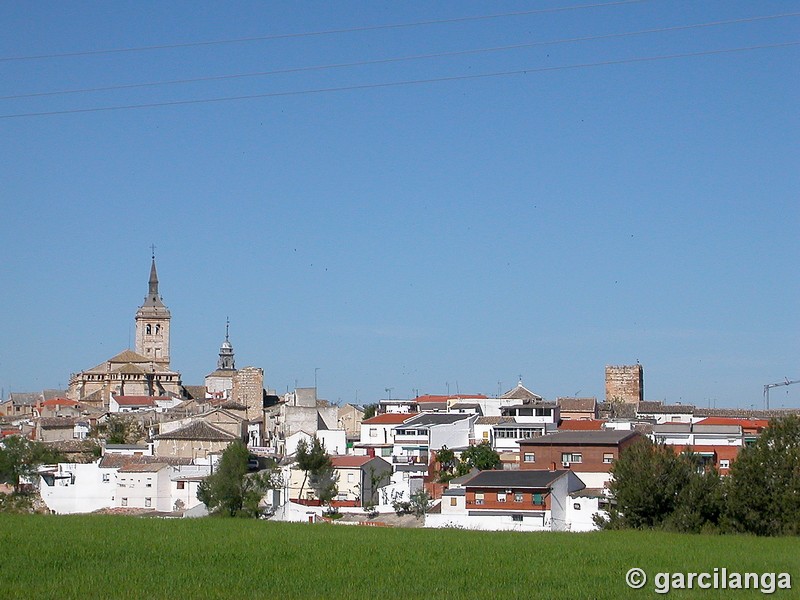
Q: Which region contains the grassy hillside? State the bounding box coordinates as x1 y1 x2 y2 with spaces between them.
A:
0 515 797 599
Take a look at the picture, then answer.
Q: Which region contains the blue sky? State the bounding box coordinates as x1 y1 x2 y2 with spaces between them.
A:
1 1 798 408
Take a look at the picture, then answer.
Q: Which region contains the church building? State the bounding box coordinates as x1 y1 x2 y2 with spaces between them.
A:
67 256 185 406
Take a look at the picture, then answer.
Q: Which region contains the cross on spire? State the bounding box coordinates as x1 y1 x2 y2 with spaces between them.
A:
150 244 156 259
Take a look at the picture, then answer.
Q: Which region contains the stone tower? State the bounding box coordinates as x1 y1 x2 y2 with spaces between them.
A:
605 364 643 404
135 255 171 367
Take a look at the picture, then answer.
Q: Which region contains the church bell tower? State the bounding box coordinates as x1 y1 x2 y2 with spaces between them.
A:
135 252 171 366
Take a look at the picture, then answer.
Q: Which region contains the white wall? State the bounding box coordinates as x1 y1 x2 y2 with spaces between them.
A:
39 462 115 514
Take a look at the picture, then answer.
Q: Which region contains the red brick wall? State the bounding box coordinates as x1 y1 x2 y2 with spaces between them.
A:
465 488 549 510
519 436 642 472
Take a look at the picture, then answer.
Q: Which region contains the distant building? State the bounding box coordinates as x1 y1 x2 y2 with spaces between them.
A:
605 364 643 404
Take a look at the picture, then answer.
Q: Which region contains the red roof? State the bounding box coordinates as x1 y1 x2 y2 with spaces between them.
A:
362 413 418 425
695 417 769 432
559 419 605 431
40 398 78 407
416 394 487 403
113 396 164 406
331 456 375 468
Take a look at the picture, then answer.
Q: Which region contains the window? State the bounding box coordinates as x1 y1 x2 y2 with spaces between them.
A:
381 447 391 457
121 498 128 507
347 473 355 483
532 493 543 505
474 492 484 505
524 453 535 463
719 459 730 469
102 473 110 483
562 453 582 464
146 324 152 335
177 481 185 490
497 493 507 503
482 430 489 440
145 498 152 508
514 493 524 503
603 453 614 464
369 428 378 438
512 514 523 522
573 502 582 510
450 497 457 507
155 324 161 334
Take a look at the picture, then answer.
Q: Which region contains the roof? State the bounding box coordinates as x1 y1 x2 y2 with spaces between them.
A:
558 397 597 412
475 416 515 425
182 386 207 400
500 382 542 401
330 455 379 469
113 396 164 406
637 401 695 414
40 398 79 407
215 401 247 411
98 454 193 469
519 430 641 446
559 419 605 431
695 417 770 430
39 417 79 429
118 462 170 473
402 413 473 427
362 413 418 425
205 369 236 379
108 349 151 364
463 469 568 489
154 421 237 441
8 393 39 406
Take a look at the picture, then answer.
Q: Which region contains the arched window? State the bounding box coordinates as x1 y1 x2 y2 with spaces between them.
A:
146 324 152 335
155 324 161 335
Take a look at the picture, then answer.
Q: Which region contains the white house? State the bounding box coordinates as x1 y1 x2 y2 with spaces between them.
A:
285 429 347 457
425 469 588 532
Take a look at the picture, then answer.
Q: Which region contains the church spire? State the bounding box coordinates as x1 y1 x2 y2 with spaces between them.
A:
218 318 235 371
148 255 159 300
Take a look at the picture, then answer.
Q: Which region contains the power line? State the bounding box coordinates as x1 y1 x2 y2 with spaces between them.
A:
3 11 798 102
0 0 644 63
1 40 797 120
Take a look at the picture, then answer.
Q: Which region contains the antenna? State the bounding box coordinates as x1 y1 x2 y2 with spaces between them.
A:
763 378 800 410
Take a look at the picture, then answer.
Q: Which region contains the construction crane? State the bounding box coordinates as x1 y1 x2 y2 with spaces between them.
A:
763 378 800 410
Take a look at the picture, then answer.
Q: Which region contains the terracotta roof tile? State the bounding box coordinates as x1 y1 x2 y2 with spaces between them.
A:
362 413 418 425
154 420 237 441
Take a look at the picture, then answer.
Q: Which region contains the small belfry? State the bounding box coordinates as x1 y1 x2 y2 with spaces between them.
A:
135 250 171 367
217 317 235 371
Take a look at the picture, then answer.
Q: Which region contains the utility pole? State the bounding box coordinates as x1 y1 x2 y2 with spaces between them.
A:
764 378 800 410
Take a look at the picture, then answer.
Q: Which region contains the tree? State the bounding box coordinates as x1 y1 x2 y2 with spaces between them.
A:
0 437 62 494
725 416 800 536
295 436 338 506
410 489 433 518
434 446 458 482
197 441 281 517
91 415 145 445
460 441 501 472
596 439 724 532
362 404 378 420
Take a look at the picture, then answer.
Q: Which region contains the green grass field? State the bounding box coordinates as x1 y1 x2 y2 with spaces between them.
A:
0 515 797 599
